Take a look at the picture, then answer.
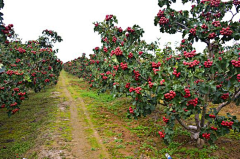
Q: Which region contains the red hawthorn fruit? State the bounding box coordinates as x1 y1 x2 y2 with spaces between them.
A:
139 51 143 55
13 88 19 92
12 108 20 114
209 114 216 118
120 62 128 70
153 68 159 75
125 83 130 89
189 28 197 36
129 87 135 92
160 79 165 85
183 50 196 58
163 117 169 123
204 59 213 68
221 93 229 100
221 121 234 128
202 133 210 140
158 131 165 138
10 102 18 107
184 88 191 98
135 87 142 94
164 90 176 100
159 17 169 25
237 74 240 82
148 81 154 88
211 127 218 131
129 107 134 114
128 52 133 58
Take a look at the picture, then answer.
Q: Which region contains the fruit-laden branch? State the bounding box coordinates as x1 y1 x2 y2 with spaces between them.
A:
216 88 240 114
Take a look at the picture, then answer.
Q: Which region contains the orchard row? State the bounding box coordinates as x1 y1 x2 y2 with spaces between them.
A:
64 0 240 146
0 2 63 116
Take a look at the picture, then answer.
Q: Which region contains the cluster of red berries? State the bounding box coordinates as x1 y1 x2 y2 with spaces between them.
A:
148 81 154 88
209 114 216 118
6 71 18 76
16 47 26 54
201 24 208 29
233 0 240 5
184 88 191 98
153 68 160 75
204 59 213 68
208 32 216 39
102 76 107 80
12 108 20 114
135 87 142 94
211 127 218 131
212 21 221 27
158 131 165 138
159 17 169 25
151 62 161 68
221 93 229 100
216 84 222 89
118 27 123 32
194 79 204 84
111 47 123 56
105 15 113 21
202 133 211 140
0 87 4 90
44 79 50 83
1 24 13 35
183 60 200 68
129 107 134 114
10 102 18 107
210 0 221 7
139 51 143 55
113 65 119 71
231 58 240 67
164 90 176 100
127 27 135 33
112 36 117 43
173 68 181 78
133 70 140 80
15 59 21 63
157 10 165 17
128 52 133 58
120 63 128 70
237 74 240 82
189 28 197 36
129 87 135 92
103 47 108 53
160 79 165 85
187 98 198 107
183 50 196 58
125 83 130 88
13 88 19 92
221 121 234 128
163 117 169 123
220 27 233 36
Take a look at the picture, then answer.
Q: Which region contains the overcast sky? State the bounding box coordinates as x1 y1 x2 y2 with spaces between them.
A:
2 0 237 62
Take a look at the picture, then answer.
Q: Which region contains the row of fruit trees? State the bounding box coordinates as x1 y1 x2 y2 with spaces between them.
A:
0 0 63 116
64 0 240 146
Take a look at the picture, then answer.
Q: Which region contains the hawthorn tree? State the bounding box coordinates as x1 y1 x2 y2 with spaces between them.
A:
0 21 63 116
154 0 240 145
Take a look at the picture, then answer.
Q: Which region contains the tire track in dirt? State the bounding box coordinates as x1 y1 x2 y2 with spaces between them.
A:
61 75 110 159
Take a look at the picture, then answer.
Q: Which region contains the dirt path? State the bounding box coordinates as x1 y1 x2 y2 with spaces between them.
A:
60 74 110 159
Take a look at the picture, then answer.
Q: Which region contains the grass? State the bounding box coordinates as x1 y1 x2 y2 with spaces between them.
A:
0 85 60 158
